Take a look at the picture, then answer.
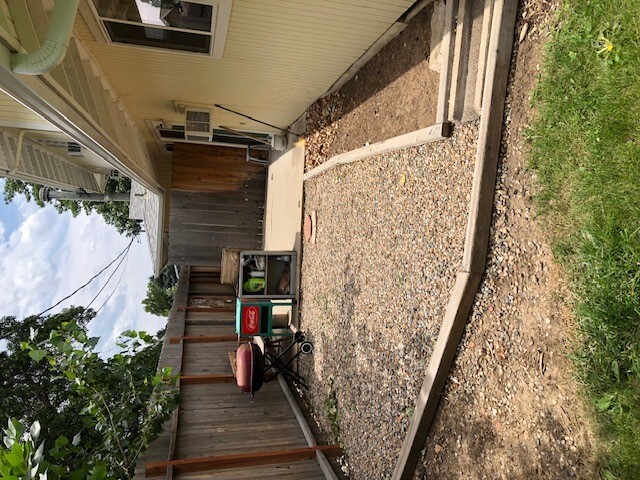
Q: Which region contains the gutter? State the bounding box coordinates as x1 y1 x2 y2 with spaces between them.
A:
0 44 162 195
11 0 80 75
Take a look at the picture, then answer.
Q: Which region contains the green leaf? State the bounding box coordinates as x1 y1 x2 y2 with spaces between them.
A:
71 433 81 447
54 436 68 448
29 350 47 363
88 463 107 480
70 469 86 480
5 452 24 467
596 393 615 412
139 332 152 343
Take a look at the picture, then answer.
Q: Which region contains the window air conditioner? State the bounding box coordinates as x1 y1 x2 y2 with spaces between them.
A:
184 107 213 142
67 142 84 157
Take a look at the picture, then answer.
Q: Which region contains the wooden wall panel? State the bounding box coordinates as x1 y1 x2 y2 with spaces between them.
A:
169 143 265 267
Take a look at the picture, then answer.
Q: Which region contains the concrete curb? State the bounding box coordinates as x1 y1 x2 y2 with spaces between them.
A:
303 122 451 181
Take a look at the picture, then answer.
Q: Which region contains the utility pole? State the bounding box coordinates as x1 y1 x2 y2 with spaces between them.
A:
39 187 131 203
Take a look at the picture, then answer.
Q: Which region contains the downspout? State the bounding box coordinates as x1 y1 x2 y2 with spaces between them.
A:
10 0 80 75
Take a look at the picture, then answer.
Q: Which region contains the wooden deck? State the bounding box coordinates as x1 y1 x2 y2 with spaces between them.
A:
134 267 336 479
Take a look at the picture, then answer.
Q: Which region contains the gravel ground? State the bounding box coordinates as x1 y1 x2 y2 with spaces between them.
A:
299 123 478 479
298 1 597 478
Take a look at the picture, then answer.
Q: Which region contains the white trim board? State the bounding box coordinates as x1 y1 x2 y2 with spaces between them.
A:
303 122 451 181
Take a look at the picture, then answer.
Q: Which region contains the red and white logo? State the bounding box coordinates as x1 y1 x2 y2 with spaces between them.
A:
242 306 260 334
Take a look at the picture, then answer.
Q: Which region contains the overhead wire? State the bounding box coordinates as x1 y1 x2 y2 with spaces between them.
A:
83 239 133 314
33 236 136 318
94 251 129 316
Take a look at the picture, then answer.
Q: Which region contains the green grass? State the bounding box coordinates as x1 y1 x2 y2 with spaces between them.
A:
528 1 640 478
323 376 341 443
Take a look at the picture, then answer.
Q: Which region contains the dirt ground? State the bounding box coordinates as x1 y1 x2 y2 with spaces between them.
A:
305 4 440 171
300 0 598 478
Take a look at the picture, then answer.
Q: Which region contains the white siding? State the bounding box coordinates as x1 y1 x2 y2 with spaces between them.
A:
0 129 103 192
1 0 157 185
74 0 414 159
0 92 59 131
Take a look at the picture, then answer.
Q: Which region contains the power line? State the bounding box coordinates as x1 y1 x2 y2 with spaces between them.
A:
83 240 132 314
94 252 129 316
34 236 136 318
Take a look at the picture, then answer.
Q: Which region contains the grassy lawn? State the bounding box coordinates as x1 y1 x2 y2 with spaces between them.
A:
529 1 640 478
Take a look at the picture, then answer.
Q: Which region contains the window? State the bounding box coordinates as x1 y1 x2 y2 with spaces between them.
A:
149 120 272 151
89 0 231 57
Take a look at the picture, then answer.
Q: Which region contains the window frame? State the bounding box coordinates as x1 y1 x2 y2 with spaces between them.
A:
85 0 231 58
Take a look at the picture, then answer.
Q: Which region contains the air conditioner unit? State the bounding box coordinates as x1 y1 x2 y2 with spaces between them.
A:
184 107 213 142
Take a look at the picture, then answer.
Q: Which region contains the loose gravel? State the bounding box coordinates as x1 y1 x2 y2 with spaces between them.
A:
299 123 478 479
298 2 596 479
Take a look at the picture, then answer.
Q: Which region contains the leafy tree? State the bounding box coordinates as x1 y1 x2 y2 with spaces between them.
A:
2 177 142 237
142 267 178 317
0 418 100 480
0 308 99 472
2 178 45 206
1 308 177 479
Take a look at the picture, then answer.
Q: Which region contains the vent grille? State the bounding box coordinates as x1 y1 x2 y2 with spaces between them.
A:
184 108 213 141
33 138 69 148
67 142 83 157
185 110 211 133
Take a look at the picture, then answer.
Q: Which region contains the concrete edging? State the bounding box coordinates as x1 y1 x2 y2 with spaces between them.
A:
391 1 519 479
303 122 451 181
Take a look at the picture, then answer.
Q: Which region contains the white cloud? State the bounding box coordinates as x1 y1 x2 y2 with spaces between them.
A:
0 200 166 354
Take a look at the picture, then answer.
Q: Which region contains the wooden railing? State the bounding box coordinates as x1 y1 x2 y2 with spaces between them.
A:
134 266 340 480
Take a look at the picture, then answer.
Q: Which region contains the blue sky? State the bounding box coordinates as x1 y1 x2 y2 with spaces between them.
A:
0 179 166 355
